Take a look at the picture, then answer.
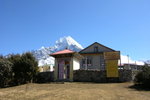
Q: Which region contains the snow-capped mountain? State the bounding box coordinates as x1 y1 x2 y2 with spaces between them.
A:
32 36 83 66
145 60 150 65
54 36 83 52
120 55 144 65
32 35 144 66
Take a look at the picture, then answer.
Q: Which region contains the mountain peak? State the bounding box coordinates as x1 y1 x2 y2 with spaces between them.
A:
32 36 83 66
54 36 83 52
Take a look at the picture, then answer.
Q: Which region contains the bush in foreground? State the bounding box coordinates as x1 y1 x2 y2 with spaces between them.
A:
134 65 150 88
8 52 39 85
0 59 13 87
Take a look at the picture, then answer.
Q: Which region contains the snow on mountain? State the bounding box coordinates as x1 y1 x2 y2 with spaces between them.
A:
120 55 144 65
54 36 83 52
32 36 83 66
145 60 150 65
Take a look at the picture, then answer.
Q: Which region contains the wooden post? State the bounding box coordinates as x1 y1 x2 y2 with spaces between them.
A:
69 57 73 81
54 59 58 81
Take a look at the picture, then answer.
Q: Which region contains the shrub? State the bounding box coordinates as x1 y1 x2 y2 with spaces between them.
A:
134 66 150 88
8 52 38 85
0 59 13 87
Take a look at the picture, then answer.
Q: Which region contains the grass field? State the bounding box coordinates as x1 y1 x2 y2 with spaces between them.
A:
0 82 149 100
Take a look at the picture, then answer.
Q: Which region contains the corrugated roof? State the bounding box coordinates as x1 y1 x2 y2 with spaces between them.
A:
50 49 75 56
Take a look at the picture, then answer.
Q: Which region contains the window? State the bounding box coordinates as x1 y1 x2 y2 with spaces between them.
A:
82 57 92 67
94 46 98 52
100 55 105 70
87 59 91 64
82 59 85 65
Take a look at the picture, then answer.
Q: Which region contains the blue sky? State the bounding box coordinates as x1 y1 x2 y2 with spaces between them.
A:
0 0 150 61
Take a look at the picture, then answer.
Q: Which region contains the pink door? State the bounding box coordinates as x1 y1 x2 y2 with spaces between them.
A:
58 61 64 80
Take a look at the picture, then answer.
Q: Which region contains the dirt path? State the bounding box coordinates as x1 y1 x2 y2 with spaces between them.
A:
0 82 149 100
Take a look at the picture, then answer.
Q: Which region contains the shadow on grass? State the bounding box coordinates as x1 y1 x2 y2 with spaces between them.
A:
128 84 150 91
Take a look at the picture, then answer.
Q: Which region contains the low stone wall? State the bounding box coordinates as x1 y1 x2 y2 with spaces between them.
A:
36 71 54 83
131 70 140 81
73 69 134 83
119 69 132 82
35 69 137 83
73 70 107 82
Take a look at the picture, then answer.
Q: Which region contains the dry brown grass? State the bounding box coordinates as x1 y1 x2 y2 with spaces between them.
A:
0 82 150 100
